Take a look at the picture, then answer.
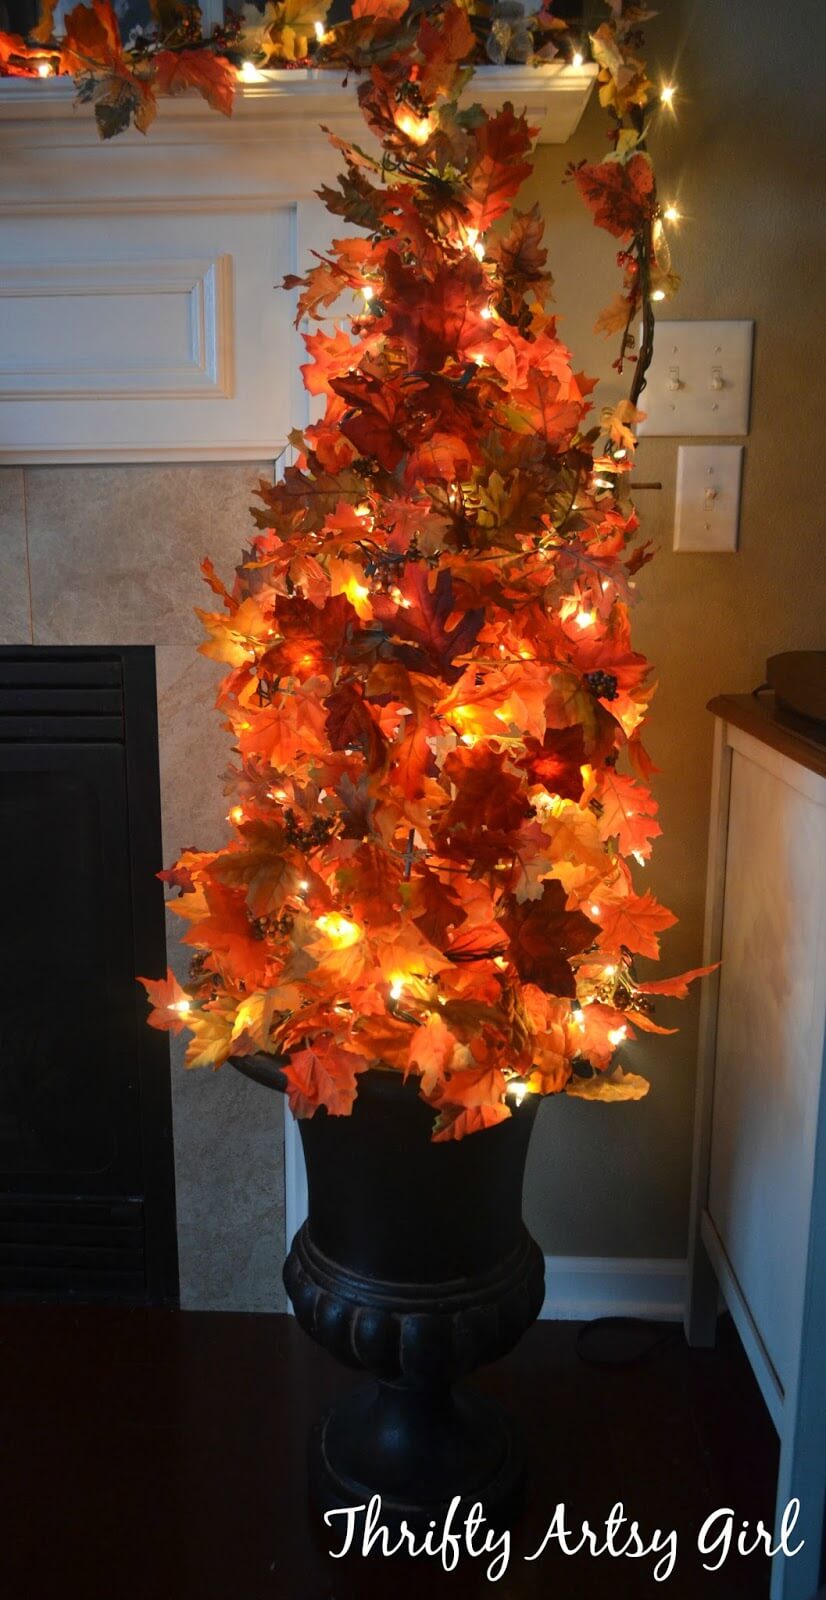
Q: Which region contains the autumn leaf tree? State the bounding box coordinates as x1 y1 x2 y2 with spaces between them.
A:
142 0 710 1140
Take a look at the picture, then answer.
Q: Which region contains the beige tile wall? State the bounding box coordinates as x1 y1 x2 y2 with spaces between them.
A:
0 461 286 1311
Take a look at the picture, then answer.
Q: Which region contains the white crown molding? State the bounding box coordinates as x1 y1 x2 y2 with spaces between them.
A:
0 64 596 215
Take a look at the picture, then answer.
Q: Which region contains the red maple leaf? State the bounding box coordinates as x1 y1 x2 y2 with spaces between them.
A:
517 725 587 802
502 881 597 995
574 154 656 240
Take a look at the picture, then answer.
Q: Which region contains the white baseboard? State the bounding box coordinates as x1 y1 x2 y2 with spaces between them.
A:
540 1255 687 1322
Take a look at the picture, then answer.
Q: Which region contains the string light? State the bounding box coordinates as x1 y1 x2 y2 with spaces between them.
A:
608 1025 628 1047
604 964 617 979
361 285 375 304
396 110 433 145
315 913 361 949
651 289 667 302
343 575 370 607
228 804 244 825
237 60 267 83
508 1080 529 1106
480 306 493 321
590 904 601 918
660 83 676 106
37 61 53 76
313 20 325 39
169 998 191 1015
298 880 309 894
571 51 584 68
575 608 596 629
663 204 681 223
389 976 405 1001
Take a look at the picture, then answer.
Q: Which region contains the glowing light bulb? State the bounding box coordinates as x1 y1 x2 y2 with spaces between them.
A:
298 880 309 893
480 306 493 321
315 913 361 949
269 787 287 803
571 51 584 68
314 19 325 39
237 60 267 83
37 61 53 77
508 1080 528 1106
632 850 646 867
651 289 667 302
663 204 681 223
590 904 601 918
608 1025 628 1047
575 609 596 630
228 805 245 825
389 976 405 1001
344 575 370 606
169 998 191 1015
604 964 617 979
660 83 676 106
397 110 433 145
361 284 375 303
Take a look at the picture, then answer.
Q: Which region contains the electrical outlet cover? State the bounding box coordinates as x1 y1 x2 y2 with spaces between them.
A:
637 320 753 437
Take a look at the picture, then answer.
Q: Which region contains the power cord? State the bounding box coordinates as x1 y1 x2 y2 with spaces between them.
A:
575 1316 683 1369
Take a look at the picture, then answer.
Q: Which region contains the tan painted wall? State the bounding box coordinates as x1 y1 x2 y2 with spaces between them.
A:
523 0 826 1257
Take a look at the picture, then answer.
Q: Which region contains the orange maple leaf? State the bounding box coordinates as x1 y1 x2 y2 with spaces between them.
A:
138 968 191 1034
282 1042 366 1118
153 49 235 118
597 890 678 960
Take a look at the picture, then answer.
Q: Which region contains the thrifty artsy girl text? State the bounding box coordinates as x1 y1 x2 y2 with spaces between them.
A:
325 1495 804 1584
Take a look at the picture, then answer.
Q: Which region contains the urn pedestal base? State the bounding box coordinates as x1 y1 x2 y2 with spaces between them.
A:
310 1379 523 1534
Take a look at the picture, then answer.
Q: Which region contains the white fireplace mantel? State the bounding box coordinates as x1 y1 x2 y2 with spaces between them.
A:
0 64 596 463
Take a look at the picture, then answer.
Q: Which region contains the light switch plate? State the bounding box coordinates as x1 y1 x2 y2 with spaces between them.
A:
637 320 753 437
674 445 743 552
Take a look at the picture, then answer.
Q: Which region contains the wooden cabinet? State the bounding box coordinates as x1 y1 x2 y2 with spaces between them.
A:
687 695 826 1600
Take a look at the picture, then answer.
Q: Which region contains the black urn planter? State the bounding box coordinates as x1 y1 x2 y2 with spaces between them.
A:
233 1056 546 1529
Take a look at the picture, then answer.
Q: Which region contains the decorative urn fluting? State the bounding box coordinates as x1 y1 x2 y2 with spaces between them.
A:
233 1056 545 1527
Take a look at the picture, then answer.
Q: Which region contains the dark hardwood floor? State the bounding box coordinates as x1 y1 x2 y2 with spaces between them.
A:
0 1306 779 1600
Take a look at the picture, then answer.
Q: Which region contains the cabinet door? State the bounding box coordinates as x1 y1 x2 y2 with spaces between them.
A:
708 741 826 1391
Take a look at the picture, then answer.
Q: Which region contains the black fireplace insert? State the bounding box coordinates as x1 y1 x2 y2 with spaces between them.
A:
0 647 178 1304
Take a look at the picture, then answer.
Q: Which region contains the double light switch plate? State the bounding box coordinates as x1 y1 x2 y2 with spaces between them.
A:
637 320 754 437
